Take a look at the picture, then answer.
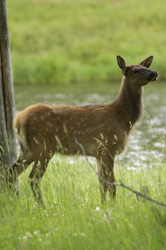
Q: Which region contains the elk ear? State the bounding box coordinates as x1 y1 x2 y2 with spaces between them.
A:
139 56 153 68
117 55 127 75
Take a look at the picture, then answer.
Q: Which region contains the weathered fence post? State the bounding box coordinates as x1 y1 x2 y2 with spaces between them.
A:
0 0 17 177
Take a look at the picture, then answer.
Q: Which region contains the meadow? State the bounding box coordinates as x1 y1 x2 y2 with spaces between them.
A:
7 0 166 85
1 1 166 249
1 155 166 250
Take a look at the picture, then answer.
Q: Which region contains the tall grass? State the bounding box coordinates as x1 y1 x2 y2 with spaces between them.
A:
7 0 166 84
1 154 166 250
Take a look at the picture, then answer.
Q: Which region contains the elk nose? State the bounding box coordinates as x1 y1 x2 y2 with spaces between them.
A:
154 71 158 77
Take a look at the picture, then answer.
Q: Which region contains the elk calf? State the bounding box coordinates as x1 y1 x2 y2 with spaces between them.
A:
6 56 158 203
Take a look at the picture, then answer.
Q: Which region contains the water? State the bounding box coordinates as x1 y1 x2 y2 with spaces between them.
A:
14 82 166 169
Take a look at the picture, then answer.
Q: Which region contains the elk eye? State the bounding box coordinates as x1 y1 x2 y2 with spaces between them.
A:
133 70 138 74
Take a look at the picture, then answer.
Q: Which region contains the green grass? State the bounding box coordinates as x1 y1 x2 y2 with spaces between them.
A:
2 2 166 248
6 0 166 85
1 154 166 250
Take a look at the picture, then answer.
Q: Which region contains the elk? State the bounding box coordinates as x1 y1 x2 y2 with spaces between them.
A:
6 56 158 204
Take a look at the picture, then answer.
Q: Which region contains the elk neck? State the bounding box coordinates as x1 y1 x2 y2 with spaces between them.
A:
115 76 143 131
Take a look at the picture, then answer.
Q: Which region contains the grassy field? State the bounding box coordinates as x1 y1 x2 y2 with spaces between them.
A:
1 154 166 250
2 1 166 249
6 0 166 85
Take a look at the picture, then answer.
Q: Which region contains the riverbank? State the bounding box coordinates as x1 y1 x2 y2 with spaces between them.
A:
7 0 166 85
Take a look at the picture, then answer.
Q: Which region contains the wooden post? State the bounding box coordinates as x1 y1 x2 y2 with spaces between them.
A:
0 0 17 176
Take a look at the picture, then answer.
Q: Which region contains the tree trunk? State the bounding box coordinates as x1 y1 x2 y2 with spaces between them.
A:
0 0 17 176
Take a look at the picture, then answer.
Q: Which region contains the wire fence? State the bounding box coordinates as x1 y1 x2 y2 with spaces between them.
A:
75 138 166 208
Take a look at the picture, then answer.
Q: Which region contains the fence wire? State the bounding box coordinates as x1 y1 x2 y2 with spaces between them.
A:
75 138 166 208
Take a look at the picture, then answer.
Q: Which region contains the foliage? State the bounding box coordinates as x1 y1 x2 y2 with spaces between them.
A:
7 0 166 84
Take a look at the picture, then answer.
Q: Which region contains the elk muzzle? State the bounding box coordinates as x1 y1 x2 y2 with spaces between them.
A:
148 71 158 81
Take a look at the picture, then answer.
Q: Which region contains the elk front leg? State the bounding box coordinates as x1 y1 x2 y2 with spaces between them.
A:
96 153 116 203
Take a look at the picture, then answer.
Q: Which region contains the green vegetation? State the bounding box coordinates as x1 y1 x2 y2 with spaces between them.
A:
1 154 166 249
1 2 166 249
7 0 166 85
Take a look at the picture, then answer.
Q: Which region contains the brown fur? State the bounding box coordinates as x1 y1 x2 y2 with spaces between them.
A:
6 55 158 203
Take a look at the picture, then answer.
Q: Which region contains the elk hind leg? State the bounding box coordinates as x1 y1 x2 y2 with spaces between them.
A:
28 155 51 204
6 150 34 189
